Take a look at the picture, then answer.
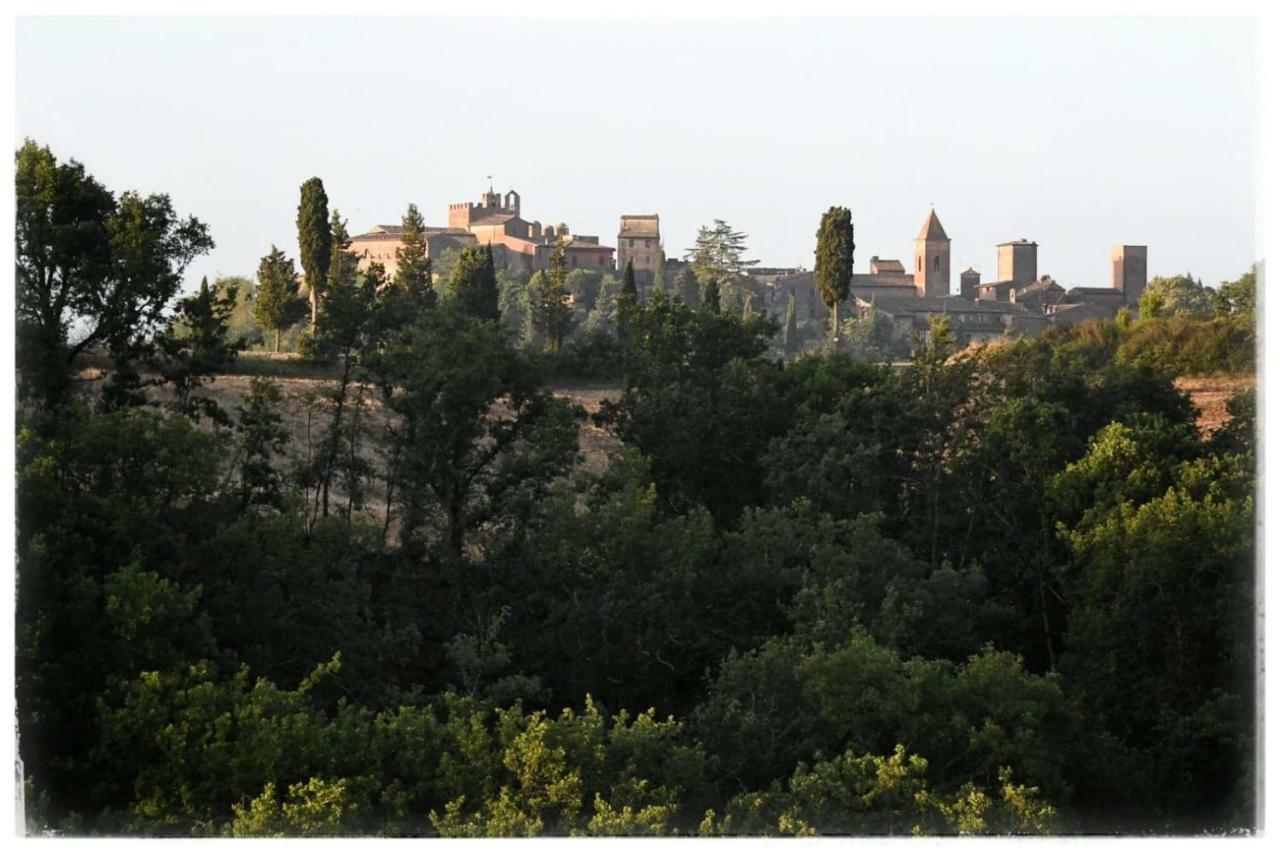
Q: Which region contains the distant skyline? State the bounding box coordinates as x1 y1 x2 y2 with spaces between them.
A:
15 15 1258 291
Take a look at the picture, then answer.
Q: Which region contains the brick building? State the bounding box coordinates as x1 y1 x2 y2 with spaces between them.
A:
350 186 615 280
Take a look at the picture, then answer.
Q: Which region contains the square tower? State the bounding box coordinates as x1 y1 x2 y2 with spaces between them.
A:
618 214 661 281
1111 245 1148 304
997 239 1037 285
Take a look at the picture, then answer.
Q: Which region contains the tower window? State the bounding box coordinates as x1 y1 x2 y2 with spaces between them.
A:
918 257 922 271
934 256 940 273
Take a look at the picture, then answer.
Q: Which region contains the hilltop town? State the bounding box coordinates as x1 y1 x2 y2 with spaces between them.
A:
347 185 1150 354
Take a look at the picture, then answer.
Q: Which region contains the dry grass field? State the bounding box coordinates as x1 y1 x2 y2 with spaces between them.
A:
1176 374 1255 437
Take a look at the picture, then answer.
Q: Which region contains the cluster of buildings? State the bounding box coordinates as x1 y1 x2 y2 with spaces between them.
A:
766 209 1149 348
349 186 615 280
350 187 1148 350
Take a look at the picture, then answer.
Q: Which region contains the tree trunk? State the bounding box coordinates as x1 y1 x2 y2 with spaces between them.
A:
274 328 281 354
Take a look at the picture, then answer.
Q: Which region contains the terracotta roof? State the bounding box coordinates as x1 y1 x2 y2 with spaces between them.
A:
917 209 949 241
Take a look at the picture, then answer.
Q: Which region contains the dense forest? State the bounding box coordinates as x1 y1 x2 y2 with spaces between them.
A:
14 140 1258 836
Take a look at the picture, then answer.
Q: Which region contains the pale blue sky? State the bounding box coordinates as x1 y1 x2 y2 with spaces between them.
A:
15 15 1258 291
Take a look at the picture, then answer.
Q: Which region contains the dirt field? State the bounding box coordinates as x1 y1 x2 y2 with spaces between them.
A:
1176 374 1254 437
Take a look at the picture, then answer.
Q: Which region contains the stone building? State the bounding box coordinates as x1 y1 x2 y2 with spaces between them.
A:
617 215 661 283
854 293 1048 348
350 186 616 280
1111 244 1149 304
347 224 475 282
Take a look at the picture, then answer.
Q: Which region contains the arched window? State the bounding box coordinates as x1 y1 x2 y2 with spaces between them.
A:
933 256 940 273
917 257 922 271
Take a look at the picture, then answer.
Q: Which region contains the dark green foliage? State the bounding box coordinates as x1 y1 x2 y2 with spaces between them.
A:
529 247 574 353
814 206 854 339
15 140 213 408
254 246 306 352
394 203 435 307
445 243 500 322
699 277 721 313
622 258 637 300
370 304 582 560
597 296 784 524
13 143 1257 837
296 177 332 326
154 276 243 424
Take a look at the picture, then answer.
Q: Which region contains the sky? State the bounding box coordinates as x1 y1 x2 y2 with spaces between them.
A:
14 14 1259 292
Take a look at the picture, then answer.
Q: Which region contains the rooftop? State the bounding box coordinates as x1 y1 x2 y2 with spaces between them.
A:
917 209 949 241
619 215 661 238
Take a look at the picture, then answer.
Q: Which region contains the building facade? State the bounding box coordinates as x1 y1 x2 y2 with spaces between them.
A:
617 215 661 282
350 186 616 280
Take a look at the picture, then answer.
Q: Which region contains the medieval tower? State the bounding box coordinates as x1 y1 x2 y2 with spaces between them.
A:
914 209 951 297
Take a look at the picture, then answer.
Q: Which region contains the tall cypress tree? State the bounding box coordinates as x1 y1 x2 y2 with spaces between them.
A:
701 277 721 314
783 289 799 356
742 291 755 322
618 258 638 342
652 247 666 295
254 245 304 353
622 258 638 301
297 177 332 327
395 203 434 306
814 206 854 343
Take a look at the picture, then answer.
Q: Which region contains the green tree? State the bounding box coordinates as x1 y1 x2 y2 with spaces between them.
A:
297 177 332 326
155 276 243 424
373 305 582 560
1213 265 1256 320
814 206 854 342
653 247 666 295
301 218 380 522
446 244 501 322
531 241 574 353
15 140 213 408
394 203 435 307
1138 273 1214 320
253 245 305 353
684 220 758 284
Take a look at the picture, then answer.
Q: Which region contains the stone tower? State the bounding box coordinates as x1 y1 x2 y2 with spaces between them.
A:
997 239 1038 285
1111 244 1148 304
960 267 981 300
914 209 951 297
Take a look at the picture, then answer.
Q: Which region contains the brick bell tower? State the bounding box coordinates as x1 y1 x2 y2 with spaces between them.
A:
914 208 951 298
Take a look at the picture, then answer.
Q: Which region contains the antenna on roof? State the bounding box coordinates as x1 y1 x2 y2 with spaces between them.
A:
487 174 493 193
